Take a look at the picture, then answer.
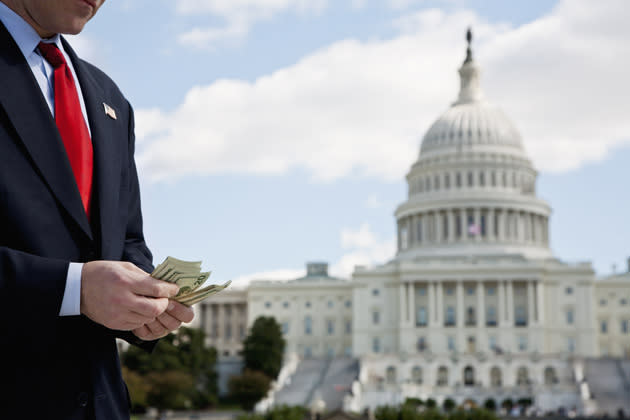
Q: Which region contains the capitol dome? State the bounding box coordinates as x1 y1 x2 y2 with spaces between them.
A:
394 29 552 259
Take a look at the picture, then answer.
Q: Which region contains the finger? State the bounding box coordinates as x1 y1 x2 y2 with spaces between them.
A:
165 301 195 324
156 311 182 332
131 276 179 298
126 295 170 318
132 325 153 340
146 319 167 336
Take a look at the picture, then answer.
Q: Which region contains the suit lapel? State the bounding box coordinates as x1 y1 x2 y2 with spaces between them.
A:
0 22 92 239
62 37 121 255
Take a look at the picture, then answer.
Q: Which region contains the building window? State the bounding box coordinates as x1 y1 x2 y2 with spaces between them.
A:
467 336 476 353
416 307 427 327
345 300 352 308
372 288 380 297
372 337 380 353
239 324 245 338
489 335 497 352
327 300 334 308
264 301 271 309
225 324 232 339
467 171 474 187
283 301 289 309
601 320 608 334
456 172 462 188
486 306 497 326
437 366 449 386
417 286 426 296
567 337 576 353
386 366 397 384
417 218 423 241
600 299 607 306
434 175 440 190
305 316 312 335
620 298 628 306
305 347 312 358
518 335 527 351
327 319 334 335
464 365 475 386
466 286 475 296
566 309 574 325
417 337 426 352
466 307 476 326
282 321 289 335
621 320 629 334
490 366 502 387
516 367 529 386
445 306 455 326
306 301 311 308
446 287 454 296
565 287 573 295
544 367 558 385
515 306 527 326
345 320 352 334
445 174 450 189
373 310 380 325
412 366 423 384
447 336 456 351
487 286 495 296
491 171 496 186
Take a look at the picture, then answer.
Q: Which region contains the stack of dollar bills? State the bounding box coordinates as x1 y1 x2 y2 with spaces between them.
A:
151 256 231 307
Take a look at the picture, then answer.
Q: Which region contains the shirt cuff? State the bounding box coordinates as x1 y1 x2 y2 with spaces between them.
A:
59 262 83 316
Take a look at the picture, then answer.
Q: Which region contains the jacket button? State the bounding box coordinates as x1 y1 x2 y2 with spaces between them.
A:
76 392 89 408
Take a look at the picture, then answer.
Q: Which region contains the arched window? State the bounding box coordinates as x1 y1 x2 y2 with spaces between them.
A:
412 366 423 384
466 307 476 326
544 367 557 385
516 366 529 386
490 366 502 387
463 366 475 386
437 366 449 387
386 366 397 384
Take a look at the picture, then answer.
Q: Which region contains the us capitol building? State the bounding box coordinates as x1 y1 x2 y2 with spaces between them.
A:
192 32 630 415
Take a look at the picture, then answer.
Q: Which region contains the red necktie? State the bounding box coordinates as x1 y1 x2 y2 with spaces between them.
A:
38 41 93 219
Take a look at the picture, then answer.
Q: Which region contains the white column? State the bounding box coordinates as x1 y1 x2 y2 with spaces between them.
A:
536 280 545 324
527 280 535 326
435 211 442 244
507 281 514 326
459 208 468 241
399 283 406 326
437 282 444 326
448 210 456 242
474 208 481 242
477 281 485 327
408 282 415 325
456 281 464 327
498 281 506 326
487 208 495 242
428 281 436 326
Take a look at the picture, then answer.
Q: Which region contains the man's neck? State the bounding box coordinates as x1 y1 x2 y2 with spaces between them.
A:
0 0 55 38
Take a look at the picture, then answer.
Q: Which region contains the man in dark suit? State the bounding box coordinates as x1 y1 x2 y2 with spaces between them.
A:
0 1 195 419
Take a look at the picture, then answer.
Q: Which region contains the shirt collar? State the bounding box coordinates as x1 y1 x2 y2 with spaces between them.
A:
0 1 62 59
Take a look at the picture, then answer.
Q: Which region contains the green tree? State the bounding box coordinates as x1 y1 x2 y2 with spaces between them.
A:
243 316 286 379
228 369 272 411
426 399 437 409
483 399 496 411
443 398 456 412
121 327 218 412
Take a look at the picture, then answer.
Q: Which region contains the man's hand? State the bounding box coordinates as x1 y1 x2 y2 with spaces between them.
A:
131 300 195 341
80 261 179 331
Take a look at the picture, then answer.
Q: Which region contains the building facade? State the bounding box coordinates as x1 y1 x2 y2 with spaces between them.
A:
194 32 630 413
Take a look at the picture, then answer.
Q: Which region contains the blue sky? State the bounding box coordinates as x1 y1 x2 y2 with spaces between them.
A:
70 0 629 284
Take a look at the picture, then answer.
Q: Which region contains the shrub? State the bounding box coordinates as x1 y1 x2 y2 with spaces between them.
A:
483 399 496 411
443 398 456 412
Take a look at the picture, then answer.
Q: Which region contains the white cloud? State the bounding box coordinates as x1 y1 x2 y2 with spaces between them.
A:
176 0 328 48
138 0 630 182
230 224 395 284
365 194 384 209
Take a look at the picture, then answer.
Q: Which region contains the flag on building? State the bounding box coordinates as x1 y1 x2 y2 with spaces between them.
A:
468 223 481 235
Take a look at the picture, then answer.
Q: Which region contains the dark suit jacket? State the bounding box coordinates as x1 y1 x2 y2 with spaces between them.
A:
0 22 153 420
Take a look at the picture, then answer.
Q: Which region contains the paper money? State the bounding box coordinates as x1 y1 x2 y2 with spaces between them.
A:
151 256 230 306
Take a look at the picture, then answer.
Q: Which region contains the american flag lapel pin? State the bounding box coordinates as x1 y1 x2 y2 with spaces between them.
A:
103 102 117 120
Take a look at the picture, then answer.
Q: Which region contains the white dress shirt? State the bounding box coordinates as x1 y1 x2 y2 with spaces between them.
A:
0 2 92 316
